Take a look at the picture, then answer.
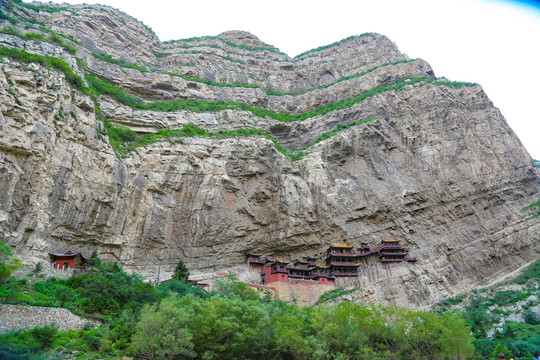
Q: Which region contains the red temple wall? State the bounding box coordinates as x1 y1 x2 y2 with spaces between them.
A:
51 256 85 269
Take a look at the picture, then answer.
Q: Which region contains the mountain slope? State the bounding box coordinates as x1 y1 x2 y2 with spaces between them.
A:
0 0 538 306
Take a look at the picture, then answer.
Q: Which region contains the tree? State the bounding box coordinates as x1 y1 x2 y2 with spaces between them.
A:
172 259 190 282
73 253 85 275
212 274 259 300
132 298 195 360
523 309 540 325
494 342 512 359
86 250 102 269
0 238 21 282
437 312 475 360
31 261 43 277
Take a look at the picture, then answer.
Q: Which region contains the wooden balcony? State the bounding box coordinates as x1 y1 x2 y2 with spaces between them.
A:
380 257 417 263
358 250 379 257
329 261 359 266
248 258 266 264
331 271 359 277
327 251 359 257
379 251 408 256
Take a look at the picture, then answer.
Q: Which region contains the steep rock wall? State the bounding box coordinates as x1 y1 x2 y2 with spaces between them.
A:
0 0 538 306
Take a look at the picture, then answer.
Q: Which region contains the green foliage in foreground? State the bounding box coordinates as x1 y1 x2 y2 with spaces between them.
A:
130 295 474 360
8 251 540 359
434 259 540 359
0 243 476 360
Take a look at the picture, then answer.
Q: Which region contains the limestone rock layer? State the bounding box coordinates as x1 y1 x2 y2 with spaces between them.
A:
0 0 538 306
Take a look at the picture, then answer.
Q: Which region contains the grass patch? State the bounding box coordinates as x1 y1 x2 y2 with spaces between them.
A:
294 33 376 59
0 47 88 94
315 287 359 305
98 116 374 160
0 27 77 55
511 259 540 285
161 59 420 97
90 52 148 72
87 73 473 122
164 35 283 54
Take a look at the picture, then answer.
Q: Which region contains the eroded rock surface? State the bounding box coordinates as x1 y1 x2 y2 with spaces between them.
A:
0 0 538 306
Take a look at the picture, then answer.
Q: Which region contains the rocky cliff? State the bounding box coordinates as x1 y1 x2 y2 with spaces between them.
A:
0 0 538 306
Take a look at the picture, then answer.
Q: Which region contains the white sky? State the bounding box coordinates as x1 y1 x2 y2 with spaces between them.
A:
37 0 540 159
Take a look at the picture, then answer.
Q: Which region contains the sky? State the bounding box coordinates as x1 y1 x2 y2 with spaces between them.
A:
37 0 540 159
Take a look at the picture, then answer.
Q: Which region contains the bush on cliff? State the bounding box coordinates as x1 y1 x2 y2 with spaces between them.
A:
0 238 22 282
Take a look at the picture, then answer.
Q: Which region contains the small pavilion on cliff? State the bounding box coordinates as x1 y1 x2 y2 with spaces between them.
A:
326 244 360 276
378 239 417 262
48 249 87 270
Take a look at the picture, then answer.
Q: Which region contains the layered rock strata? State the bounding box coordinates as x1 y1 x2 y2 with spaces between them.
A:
0 0 538 306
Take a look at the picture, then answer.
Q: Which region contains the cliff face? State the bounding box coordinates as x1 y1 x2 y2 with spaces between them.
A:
0 0 538 306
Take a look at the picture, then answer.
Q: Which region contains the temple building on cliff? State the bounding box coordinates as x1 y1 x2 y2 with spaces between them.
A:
249 240 416 286
378 239 417 262
48 249 87 270
326 244 360 276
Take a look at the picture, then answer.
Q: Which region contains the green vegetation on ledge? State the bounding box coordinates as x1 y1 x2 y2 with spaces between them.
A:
0 27 77 54
294 33 377 59
96 118 375 160
90 52 148 72
0 47 88 94
0 46 477 161
86 72 474 122
315 287 359 305
164 35 284 54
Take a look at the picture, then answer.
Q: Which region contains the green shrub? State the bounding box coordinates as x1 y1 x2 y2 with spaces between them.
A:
0 238 22 282
523 310 540 325
523 198 540 218
492 290 527 306
91 52 147 72
30 325 57 349
48 34 77 54
315 287 359 305
23 33 45 40
512 259 540 284
0 47 88 94
155 279 207 299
